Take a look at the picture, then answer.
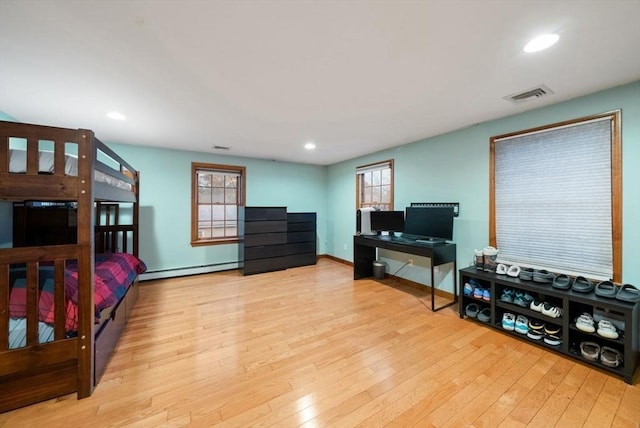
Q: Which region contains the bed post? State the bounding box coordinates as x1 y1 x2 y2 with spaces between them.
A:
134 171 140 257
76 129 96 398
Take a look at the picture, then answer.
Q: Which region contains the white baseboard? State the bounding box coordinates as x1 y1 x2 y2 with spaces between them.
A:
139 262 240 281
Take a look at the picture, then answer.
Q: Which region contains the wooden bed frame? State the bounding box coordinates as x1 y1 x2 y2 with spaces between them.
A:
0 120 141 412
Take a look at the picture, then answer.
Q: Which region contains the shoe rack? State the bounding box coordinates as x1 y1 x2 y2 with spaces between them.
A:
459 266 639 384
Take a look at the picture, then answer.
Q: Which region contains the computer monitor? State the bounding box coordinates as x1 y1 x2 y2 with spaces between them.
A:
369 210 405 234
403 206 454 241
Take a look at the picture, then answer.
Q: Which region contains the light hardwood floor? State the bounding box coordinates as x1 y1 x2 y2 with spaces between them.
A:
1 258 639 427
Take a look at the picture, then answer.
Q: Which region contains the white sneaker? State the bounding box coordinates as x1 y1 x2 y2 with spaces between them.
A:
515 315 529 334
575 313 595 333
506 265 521 277
530 300 543 312
502 313 516 331
597 319 619 339
541 303 563 319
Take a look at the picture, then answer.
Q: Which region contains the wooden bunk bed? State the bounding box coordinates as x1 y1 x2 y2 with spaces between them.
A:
0 120 146 412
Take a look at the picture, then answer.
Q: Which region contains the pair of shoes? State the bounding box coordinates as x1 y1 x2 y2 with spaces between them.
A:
502 313 516 331
597 319 619 339
473 288 491 301
500 288 515 303
541 302 563 319
513 292 534 308
527 319 545 340
575 313 595 333
581 342 623 367
465 303 480 318
595 281 640 302
543 325 562 346
496 263 520 276
477 308 491 323
515 315 528 334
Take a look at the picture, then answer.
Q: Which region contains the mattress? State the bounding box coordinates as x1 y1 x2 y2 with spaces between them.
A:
8 252 147 349
8 318 55 349
8 149 133 191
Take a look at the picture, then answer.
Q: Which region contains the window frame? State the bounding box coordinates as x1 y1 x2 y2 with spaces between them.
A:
355 159 394 211
191 162 246 247
490 111 622 281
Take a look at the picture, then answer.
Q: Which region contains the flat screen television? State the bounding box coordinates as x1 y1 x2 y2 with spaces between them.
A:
403 206 454 241
369 210 405 234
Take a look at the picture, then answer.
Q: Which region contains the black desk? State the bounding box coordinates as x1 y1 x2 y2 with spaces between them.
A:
353 235 457 311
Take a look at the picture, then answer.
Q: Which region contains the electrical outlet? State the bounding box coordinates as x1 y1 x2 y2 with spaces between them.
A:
408 258 413 266
343 243 348 250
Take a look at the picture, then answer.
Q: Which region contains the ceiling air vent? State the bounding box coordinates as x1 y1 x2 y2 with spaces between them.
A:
504 84 554 104
212 145 230 151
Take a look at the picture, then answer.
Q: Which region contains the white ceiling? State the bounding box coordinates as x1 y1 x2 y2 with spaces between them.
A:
1 1 639 166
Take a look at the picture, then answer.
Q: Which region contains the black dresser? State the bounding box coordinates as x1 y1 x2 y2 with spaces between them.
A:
286 212 317 268
240 207 317 275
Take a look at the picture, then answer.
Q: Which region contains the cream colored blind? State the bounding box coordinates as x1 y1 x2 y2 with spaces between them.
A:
494 117 613 279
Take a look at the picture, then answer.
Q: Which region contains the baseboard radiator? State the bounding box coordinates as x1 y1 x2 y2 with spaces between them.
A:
139 261 241 281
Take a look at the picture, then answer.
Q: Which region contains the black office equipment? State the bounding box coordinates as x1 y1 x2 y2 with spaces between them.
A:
369 210 405 234
403 206 454 242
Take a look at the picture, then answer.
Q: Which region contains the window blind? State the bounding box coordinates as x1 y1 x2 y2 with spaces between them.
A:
493 118 613 279
356 160 392 174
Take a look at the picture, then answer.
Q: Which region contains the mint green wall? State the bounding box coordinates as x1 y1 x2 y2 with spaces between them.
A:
2 81 638 284
106 143 327 274
326 81 640 288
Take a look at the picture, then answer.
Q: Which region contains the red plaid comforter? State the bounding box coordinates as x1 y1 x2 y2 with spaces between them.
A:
9 253 147 332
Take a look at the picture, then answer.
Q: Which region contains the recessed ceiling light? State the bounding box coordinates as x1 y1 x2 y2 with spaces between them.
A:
106 111 126 120
524 34 559 53
304 142 316 150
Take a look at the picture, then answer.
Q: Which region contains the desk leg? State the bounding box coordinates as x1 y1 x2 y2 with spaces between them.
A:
431 261 458 312
431 264 435 311
353 240 376 279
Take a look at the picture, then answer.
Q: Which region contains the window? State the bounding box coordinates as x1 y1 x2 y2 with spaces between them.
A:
356 160 394 211
191 162 246 246
490 111 621 281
